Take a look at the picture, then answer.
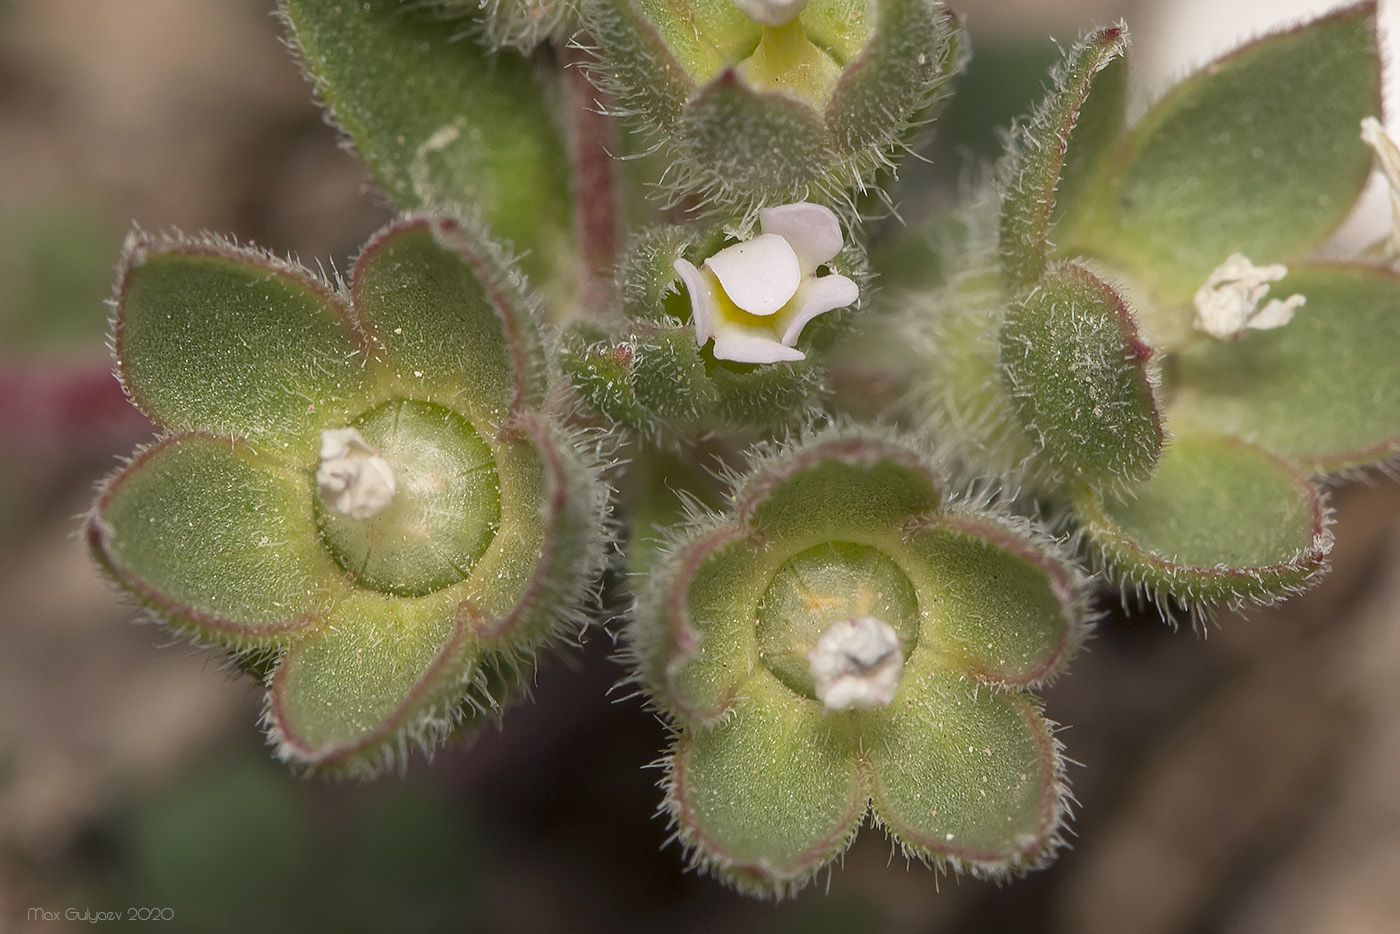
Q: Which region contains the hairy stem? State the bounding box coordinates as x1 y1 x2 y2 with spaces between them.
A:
561 41 622 319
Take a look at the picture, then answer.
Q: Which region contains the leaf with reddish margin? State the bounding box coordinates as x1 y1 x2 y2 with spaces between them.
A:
350 214 549 426
868 669 1065 875
1077 2 1380 302
665 674 865 898
114 234 370 462
998 260 1162 493
1172 262 1400 474
902 515 1085 689
1077 433 1332 609
89 434 331 646
268 587 475 771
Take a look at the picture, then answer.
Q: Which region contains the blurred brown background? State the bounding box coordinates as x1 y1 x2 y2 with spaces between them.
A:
2 1 1398 931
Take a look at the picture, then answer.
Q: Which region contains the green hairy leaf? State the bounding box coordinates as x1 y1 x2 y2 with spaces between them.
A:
1071 2 1380 301
283 0 572 287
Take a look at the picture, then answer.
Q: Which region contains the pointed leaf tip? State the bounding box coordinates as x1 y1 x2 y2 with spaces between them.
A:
999 24 1129 293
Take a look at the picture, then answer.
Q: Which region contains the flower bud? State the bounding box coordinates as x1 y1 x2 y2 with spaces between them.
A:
582 0 966 206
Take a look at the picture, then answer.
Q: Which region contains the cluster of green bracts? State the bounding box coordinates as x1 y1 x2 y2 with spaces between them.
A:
583 0 964 209
86 0 1400 900
632 427 1087 894
90 215 609 775
897 2 1400 616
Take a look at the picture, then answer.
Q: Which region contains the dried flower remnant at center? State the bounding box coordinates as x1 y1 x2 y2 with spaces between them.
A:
1192 253 1305 341
674 202 858 364
808 616 904 712
316 427 397 519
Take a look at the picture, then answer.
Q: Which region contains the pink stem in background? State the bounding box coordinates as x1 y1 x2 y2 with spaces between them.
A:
0 359 150 448
561 43 621 318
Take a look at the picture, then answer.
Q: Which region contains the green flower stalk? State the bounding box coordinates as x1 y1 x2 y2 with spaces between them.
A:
630 425 1089 896
87 213 610 775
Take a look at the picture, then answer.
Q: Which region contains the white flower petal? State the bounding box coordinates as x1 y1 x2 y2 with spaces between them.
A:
705 233 801 316
733 0 808 28
776 273 858 346
758 201 843 274
674 258 716 345
1361 117 1400 258
711 326 806 364
1362 117 1400 189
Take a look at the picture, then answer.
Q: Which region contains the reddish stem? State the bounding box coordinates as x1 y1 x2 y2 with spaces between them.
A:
561 42 622 318
0 359 150 447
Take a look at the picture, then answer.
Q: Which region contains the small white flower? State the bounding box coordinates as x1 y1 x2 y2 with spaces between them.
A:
1361 116 1400 259
316 427 397 520
1192 253 1305 341
807 616 904 713
674 202 859 364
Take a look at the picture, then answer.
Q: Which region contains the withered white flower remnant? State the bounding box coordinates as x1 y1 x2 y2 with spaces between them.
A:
807 616 905 712
1192 253 1305 340
316 427 397 520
